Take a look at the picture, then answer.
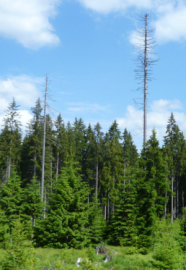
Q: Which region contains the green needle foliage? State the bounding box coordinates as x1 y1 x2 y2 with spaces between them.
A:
2 219 35 270
0 170 23 234
35 157 91 248
109 168 137 246
152 218 183 270
136 130 169 251
22 177 43 224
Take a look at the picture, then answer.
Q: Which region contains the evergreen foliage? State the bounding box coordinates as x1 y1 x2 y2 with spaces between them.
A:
136 130 169 250
34 157 91 248
109 168 137 246
0 171 23 234
2 219 34 270
1 97 186 255
0 99 22 182
152 218 183 270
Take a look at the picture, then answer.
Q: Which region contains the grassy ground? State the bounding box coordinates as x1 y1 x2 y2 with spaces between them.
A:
1 245 185 269
31 246 156 269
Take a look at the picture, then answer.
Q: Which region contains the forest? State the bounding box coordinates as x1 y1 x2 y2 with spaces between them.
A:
0 96 186 269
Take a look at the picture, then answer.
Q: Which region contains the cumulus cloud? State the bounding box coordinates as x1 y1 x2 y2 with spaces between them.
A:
77 0 152 13
0 75 43 132
0 0 60 49
154 2 186 43
77 0 186 44
116 99 186 151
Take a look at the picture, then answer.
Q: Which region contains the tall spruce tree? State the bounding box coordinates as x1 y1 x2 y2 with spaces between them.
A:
101 121 123 219
109 166 137 246
0 171 23 236
54 113 68 181
164 113 184 221
20 98 43 185
73 118 86 167
22 177 43 226
34 157 91 248
0 99 22 182
136 129 169 251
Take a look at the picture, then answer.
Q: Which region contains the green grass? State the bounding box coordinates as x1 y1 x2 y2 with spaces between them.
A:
32 246 156 269
1 245 185 269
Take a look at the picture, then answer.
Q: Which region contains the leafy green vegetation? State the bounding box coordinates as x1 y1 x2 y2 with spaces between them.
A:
1 99 186 269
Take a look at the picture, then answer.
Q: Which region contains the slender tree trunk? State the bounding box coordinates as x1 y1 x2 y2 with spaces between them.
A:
164 190 167 219
41 74 48 208
50 149 53 190
56 152 59 181
177 173 179 218
7 156 11 179
164 165 168 218
124 159 126 186
33 152 36 177
104 205 106 220
143 14 148 149
182 191 184 209
43 188 46 219
96 157 98 202
171 171 174 223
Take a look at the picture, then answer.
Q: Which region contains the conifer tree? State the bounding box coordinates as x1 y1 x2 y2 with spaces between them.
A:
94 123 104 202
22 177 43 226
0 99 22 182
136 129 169 251
54 113 68 180
0 171 23 236
34 157 91 248
20 98 43 184
83 124 96 200
73 118 86 167
101 121 123 219
109 166 137 246
66 121 75 155
164 113 184 221
89 196 106 244
44 114 55 191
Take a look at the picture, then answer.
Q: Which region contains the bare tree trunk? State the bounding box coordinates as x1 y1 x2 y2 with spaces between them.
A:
43 188 46 219
182 191 184 209
124 160 126 186
96 157 98 202
104 205 106 221
143 14 148 148
171 172 174 223
33 152 36 177
50 160 53 190
164 165 168 219
56 152 59 181
134 14 157 149
41 74 48 208
7 156 11 179
177 174 179 218
107 193 109 219
164 189 167 219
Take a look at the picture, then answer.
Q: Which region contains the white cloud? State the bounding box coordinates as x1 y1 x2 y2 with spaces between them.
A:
77 0 186 44
0 0 60 49
67 102 109 113
116 99 186 151
77 0 152 13
0 75 43 132
0 75 42 111
154 2 186 43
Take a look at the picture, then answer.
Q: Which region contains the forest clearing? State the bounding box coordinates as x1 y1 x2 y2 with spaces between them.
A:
1 3 186 269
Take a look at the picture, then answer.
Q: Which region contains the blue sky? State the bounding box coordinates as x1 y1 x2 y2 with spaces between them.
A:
0 0 186 151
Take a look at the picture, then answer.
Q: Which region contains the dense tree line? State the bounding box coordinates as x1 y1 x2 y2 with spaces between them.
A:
1 98 186 252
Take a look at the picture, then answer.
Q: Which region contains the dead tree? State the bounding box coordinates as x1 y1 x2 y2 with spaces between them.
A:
133 13 158 149
41 74 48 217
